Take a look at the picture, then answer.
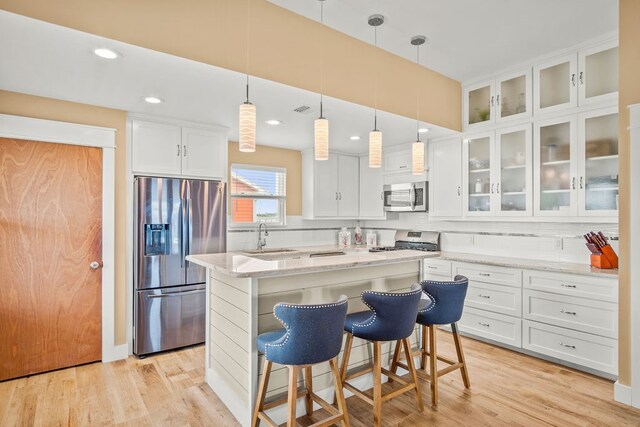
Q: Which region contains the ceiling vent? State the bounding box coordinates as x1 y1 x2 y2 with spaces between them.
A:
293 105 313 114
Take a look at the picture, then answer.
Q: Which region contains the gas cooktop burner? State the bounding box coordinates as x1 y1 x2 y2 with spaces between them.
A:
368 230 441 253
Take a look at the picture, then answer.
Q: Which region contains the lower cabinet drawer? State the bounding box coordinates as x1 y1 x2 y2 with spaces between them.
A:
458 307 522 348
522 320 617 375
422 259 452 280
523 290 617 338
466 281 522 317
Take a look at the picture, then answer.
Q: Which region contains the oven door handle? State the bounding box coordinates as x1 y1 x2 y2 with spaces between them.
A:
410 184 416 210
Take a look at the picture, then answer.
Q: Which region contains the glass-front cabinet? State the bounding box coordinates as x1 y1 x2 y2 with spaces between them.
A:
578 107 619 216
464 82 495 129
464 70 532 130
534 54 578 115
496 124 533 215
578 41 619 106
464 125 533 216
534 116 577 216
464 133 493 215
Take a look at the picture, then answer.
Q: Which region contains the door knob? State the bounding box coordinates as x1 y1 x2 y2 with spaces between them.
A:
90 261 103 270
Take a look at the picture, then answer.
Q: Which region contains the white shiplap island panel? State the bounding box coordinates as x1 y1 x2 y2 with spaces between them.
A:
188 247 437 426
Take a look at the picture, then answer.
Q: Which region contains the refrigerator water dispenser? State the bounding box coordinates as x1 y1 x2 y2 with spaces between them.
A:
144 224 170 256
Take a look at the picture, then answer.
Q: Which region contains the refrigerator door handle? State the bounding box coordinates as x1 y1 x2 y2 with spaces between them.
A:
185 198 191 258
179 199 187 268
146 289 205 299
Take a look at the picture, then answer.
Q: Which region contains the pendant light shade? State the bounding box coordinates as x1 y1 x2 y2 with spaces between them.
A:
369 130 382 168
314 117 329 160
239 102 256 152
412 141 425 175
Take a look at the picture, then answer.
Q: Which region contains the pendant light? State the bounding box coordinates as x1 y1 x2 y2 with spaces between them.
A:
314 0 329 160
368 14 384 168
239 0 256 153
411 35 426 175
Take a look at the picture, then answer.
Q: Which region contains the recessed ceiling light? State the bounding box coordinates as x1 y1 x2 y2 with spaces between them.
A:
418 128 430 133
265 119 282 126
350 136 361 141
94 48 120 59
143 96 163 104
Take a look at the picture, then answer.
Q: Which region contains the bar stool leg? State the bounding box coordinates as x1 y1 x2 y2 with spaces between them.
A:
403 338 424 412
287 366 299 427
335 333 354 405
329 357 351 427
373 341 383 427
252 359 272 427
452 323 471 388
304 366 313 416
429 325 438 406
420 325 428 370
388 339 402 381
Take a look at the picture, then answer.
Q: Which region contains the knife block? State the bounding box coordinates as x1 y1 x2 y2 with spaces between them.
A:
590 244 618 269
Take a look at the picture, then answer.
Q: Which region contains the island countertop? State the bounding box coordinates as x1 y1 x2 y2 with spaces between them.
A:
186 245 439 278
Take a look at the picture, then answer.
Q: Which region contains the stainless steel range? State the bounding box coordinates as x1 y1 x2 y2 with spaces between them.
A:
369 230 440 253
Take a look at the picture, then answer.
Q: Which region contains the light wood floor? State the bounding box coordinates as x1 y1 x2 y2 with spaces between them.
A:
1 333 639 426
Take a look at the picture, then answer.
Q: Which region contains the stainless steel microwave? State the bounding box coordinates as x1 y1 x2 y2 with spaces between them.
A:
383 182 428 212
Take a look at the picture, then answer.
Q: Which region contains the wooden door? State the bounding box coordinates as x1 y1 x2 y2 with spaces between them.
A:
0 138 102 381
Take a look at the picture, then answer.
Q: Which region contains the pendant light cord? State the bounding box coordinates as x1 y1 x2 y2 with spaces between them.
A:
245 0 251 103
373 25 378 131
416 43 420 142
319 0 324 119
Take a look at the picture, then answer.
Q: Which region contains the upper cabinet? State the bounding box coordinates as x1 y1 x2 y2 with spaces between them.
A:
429 138 462 218
534 42 618 115
359 156 385 219
463 69 532 130
463 124 533 217
302 151 361 219
131 119 227 180
533 107 618 217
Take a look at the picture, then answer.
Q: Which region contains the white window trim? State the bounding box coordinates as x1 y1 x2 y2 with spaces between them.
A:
229 163 287 228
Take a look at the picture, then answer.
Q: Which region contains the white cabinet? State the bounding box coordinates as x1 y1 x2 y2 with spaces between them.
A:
302 151 360 218
429 138 462 218
359 156 385 218
422 258 452 280
131 119 227 179
132 120 182 175
463 69 532 130
463 124 532 217
534 108 618 217
337 155 359 217
384 150 412 173
181 128 226 179
534 42 618 115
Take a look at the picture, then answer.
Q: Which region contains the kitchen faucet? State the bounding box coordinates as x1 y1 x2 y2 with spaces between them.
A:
257 222 269 251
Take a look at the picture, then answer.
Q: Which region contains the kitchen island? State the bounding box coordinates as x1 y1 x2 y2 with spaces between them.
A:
187 246 439 426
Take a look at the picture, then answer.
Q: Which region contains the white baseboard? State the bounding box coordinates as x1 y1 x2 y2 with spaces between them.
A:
102 344 129 363
614 381 633 406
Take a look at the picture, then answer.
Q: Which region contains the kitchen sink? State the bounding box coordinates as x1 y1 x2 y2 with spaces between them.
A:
242 248 298 255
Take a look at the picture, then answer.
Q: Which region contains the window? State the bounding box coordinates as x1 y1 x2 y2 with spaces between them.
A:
230 164 286 226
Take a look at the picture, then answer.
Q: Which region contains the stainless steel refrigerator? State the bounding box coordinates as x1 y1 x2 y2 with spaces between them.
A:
134 176 226 356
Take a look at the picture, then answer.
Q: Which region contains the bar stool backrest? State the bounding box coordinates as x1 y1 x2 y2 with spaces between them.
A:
351 284 423 342
418 275 469 326
266 295 349 366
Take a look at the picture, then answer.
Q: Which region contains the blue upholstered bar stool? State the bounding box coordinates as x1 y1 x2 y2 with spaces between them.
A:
252 296 350 427
391 275 470 406
339 284 425 427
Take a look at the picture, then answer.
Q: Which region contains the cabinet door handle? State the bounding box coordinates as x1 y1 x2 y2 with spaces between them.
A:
336 192 339 200
496 183 500 193
561 283 577 289
478 322 491 327
427 265 438 270
478 294 491 299
457 186 461 196
183 145 187 157
490 96 495 107
579 176 583 189
560 309 577 316
381 191 384 200
572 177 576 190
339 192 342 200
399 165 407 169
177 144 181 156
479 272 491 277
496 94 500 106
559 342 576 349
579 71 584 85
490 183 495 194
571 73 576 87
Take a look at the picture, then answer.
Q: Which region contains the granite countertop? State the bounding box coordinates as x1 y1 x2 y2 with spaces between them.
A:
186 245 438 278
436 252 618 278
